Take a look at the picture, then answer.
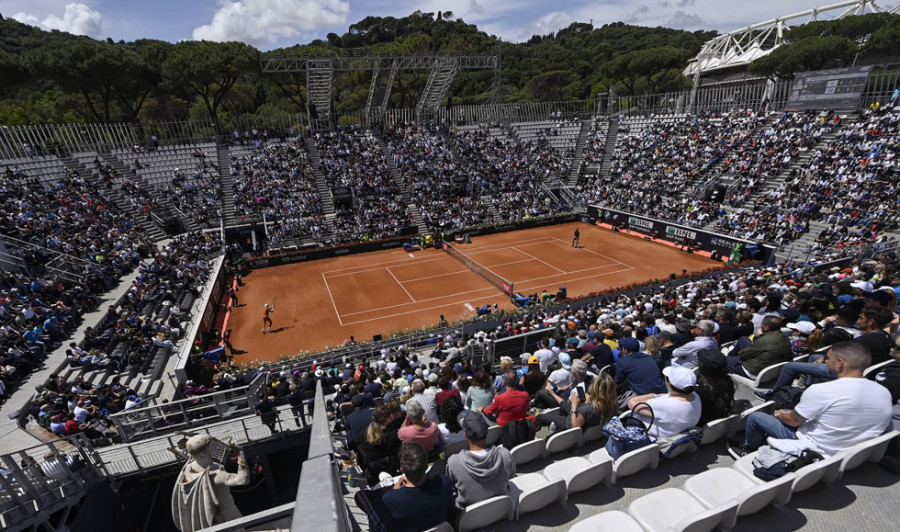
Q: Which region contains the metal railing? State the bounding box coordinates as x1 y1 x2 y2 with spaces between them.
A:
0 434 105 531
107 386 255 442
487 328 552 368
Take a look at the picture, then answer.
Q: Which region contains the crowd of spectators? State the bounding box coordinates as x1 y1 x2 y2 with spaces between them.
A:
386 123 492 233
16 231 222 443
315 127 412 242
451 125 567 221
314 249 899 530
577 111 760 220
230 142 327 243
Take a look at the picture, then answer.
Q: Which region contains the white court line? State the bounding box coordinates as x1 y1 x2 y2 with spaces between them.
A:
465 236 557 255
512 246 566 273
340 265 638 326
323 254 448 275
400 269 471 283
339 284 499 317
513 266 637 292
550 236 631 268
387 267 416 302
342 297 498 326
322 273 343 326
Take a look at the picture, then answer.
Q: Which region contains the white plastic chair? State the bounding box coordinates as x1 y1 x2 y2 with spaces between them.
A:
568 510 644 532
422 521 454 532
629 487 736 532
837 430 900 476
543 456 613 494
730 361 789 391
864 359 897 379
732 450 844 493
589 443 660 483
510 439 546 466
736 401 775 431
700 414 740 446
485 424 502 446
583 424 606 443
683 467 796 529
545 427 584 455
457 494 514 532
508 473 567 519
441 439 469 457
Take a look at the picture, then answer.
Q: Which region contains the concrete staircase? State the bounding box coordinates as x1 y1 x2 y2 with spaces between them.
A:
302 136 335 215
376 137 411 204
409 204 428 234
215 143 237 224
565 120 593 186
597 117 619 182
773 220 831 263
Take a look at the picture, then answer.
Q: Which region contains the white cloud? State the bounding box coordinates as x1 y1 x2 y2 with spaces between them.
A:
11 2 102 37
192 0 351 46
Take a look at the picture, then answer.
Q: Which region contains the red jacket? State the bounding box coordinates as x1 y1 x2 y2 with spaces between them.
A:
483 389 534 427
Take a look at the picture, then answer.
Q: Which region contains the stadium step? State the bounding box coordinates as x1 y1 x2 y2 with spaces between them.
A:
302 137 335 215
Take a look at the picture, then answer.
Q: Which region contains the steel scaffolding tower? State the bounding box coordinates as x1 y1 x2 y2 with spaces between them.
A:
261 53 499 129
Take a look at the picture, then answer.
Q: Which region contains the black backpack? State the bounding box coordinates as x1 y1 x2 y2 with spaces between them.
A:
501 419 536 449
769 386 805 410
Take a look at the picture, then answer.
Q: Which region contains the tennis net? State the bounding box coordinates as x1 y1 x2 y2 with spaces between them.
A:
442 242 514 295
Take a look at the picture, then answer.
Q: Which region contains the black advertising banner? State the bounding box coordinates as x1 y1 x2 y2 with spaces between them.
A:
587 206 774 263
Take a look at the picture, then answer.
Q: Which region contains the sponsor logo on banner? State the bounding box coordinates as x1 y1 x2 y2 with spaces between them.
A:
334 248 350 255
710 237 740 251
282 254 307 263
628 216 654 230
666 226 697 240
501 282 511 295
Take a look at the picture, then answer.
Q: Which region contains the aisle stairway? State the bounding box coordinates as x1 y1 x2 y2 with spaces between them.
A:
302 137 335 215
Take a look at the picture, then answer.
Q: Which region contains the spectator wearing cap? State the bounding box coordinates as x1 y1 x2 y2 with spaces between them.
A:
672 319 718 370
481 371 534 428
447 410 515 515
614 337 668 409
399 398 440 452
628 366 702 439
653 330 678 369
519 355 547 397
726 315 791 378
785 321 818 357
547 352 575 394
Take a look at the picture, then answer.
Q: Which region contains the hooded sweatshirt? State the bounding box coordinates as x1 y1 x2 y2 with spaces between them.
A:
447 445 515 509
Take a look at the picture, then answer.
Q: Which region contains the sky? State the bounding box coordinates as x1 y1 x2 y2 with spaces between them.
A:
0 0 893 50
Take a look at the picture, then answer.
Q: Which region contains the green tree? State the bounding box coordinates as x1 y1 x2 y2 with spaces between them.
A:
28 40 155 122
162 40 260 133
749 36 858 79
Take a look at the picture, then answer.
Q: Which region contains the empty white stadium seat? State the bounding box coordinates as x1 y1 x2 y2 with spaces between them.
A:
683 467 796 529
543 456 612 494
629 487 737 532
568 510 644 532
508 473 567 519
457 494 514 532
510 439 546 466
545 427 584 455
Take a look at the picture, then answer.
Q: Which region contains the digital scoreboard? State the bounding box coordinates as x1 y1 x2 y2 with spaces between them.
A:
786 66 873 111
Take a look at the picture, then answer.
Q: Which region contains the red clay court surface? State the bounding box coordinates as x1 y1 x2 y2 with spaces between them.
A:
227 222 716 362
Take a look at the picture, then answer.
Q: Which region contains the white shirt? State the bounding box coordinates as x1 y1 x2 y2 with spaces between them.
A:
548 368 574 391
795 377 892 456
638 393 702 439
534 348 556 373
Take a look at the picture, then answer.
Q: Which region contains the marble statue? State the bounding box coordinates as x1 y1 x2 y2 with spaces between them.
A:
171 434 250 531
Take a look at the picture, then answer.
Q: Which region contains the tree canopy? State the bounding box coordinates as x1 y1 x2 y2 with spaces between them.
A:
0 11 897 125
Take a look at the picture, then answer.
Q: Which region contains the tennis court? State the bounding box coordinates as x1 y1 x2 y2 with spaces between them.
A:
227 222 716 362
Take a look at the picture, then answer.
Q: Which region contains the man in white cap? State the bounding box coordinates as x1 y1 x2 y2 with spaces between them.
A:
628 365 702 439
